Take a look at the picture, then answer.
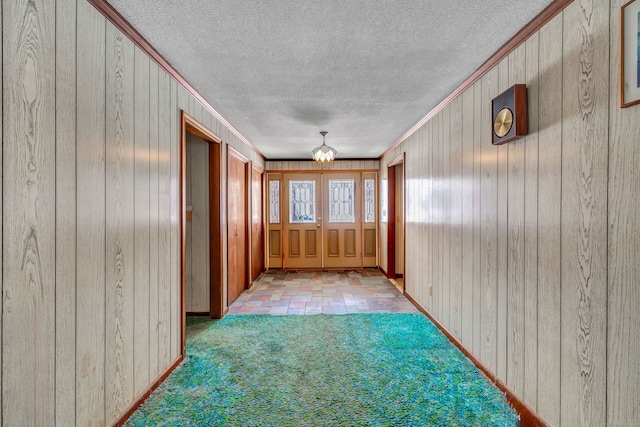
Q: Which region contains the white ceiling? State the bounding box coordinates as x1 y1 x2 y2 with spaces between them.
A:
107 0 554 159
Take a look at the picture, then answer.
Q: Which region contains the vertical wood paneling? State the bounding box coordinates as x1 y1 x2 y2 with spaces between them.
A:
536 14 563 426
159 70 172 367
105 24 135 423
461 89 474 348
188 94 196 119
421 127 429 306
0 7 3 422
414 131 423 302
480 68 499 373
449 97 463 339
607 0 640 424
169 78 180 360
194 100 203 124
432 115 441 319
148 61 160 380
441 107 451 329
76 2 106 424
496 57 509 381
378 2 640 425
523 32 540 410
133 46 150 398
1 4 266 424
426 121 434 312
506 45 526 398
560 1 608 425
55 0 77 424
3 0 56 423
472 80 482 357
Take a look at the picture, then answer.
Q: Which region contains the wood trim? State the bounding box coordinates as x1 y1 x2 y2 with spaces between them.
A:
401 156 406 285
387 165 396 278
112 355 185 427
403 292 549 427
267 157 380 162
186 311 210 316
381 0 574 158
86 0 264 160
252 162 264 174
228 145 250 163
249 161 265 284
184 111 221 144
180 111 187 356
209 140 224 319
266 169 379 174
387 154 405 167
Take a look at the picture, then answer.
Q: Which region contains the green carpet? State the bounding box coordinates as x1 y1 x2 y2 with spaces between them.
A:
126 314 519 426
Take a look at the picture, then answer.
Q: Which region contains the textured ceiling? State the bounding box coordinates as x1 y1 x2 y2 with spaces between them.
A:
107 0 553 159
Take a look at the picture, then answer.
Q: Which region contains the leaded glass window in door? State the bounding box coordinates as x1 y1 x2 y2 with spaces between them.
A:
364 179 375 223
269 180 280 224
289 180 316 223
328 179 355 223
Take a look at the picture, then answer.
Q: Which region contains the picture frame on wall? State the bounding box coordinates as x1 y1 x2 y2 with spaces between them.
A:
622 0 640 107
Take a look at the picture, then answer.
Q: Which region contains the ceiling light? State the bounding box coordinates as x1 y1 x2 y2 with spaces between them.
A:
311 131 337 163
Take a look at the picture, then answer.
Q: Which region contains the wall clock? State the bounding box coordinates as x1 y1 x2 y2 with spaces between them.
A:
491 84 527 145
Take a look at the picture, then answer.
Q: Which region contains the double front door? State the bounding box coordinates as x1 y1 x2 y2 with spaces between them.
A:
268 171 377 269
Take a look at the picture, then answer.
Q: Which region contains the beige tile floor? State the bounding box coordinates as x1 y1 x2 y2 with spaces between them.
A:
229 269 418 315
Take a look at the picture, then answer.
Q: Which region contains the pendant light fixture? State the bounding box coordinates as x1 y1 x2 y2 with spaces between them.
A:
311 131 337 163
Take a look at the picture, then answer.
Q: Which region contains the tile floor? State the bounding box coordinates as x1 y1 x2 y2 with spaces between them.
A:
229 269 418 315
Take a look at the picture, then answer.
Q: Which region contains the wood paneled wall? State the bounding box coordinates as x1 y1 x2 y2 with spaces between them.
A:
266 159 379 171
0 1 263 425
381 0 639 425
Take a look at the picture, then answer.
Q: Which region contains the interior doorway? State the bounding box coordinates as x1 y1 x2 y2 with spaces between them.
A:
386 154 405 287
180 111 223 354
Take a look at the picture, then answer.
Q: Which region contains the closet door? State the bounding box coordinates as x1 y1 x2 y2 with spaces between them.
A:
250 165 264 281
227 150 247 304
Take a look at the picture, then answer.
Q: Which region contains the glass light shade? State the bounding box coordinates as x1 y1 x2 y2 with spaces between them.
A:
311 143 337 162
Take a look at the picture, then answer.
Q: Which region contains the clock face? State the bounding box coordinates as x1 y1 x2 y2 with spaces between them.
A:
493 107 513 138
491 84 527 145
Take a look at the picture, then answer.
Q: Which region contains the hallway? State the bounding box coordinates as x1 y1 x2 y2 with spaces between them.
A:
229 269 418 315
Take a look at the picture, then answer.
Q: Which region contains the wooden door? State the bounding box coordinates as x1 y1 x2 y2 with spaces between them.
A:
283 173 322 269
323 172 362 269
227 151 247 304
251 166 264 281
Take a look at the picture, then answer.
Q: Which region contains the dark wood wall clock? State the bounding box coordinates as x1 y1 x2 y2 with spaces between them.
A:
491 84 527 145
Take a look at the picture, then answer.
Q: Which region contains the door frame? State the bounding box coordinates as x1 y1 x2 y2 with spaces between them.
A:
269 169 378 270
249 162 265 284
386 153 405 284
180 111 223 355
